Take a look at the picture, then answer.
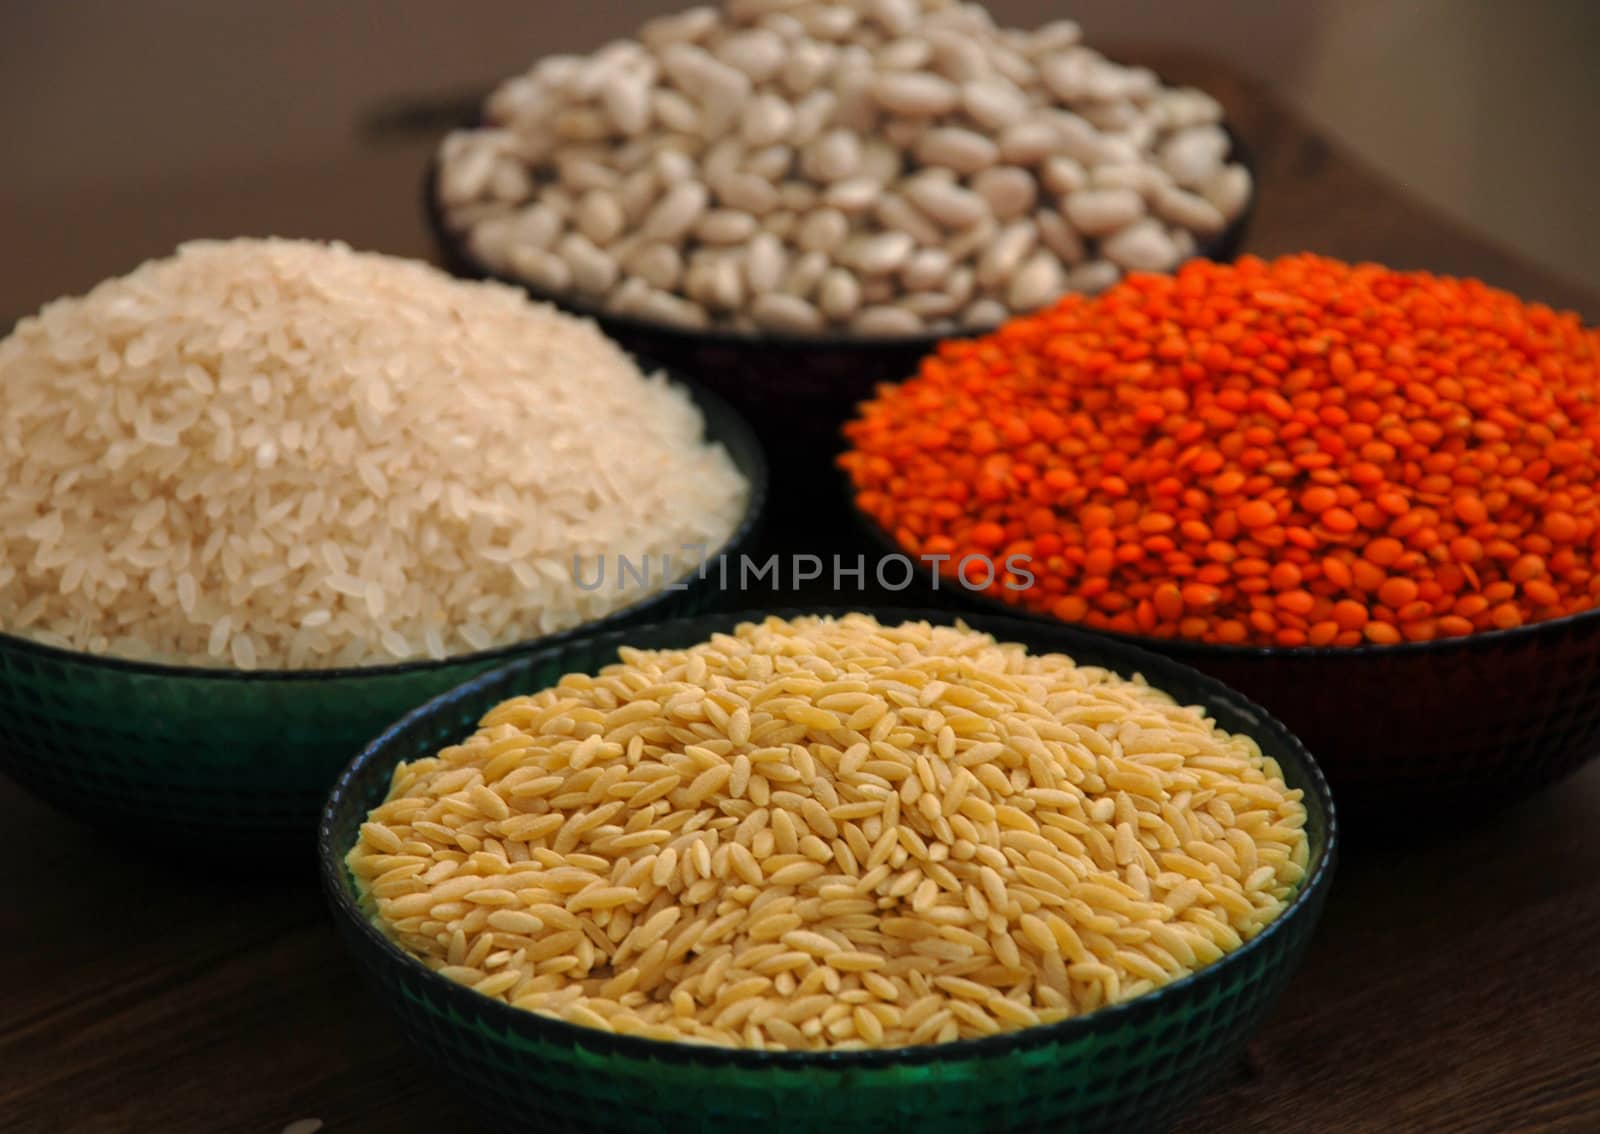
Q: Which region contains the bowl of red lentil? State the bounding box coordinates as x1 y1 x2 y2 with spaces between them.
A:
841 253 1600 825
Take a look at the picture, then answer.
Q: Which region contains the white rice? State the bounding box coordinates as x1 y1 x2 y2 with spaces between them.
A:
0 238 748 669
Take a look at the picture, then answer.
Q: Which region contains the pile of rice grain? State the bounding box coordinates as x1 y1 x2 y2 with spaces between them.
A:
350 614 1310 1051
0 238 747 669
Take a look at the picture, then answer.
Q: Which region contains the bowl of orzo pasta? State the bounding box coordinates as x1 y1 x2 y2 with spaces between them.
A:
841 253 1600 827
321 608 1334 1134
0 238 766 848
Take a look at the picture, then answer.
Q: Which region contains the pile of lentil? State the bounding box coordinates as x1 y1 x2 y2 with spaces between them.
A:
350 614 1309 1050
842 254 1600 646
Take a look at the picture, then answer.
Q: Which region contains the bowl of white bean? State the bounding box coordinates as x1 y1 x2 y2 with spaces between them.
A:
424 1 1256 454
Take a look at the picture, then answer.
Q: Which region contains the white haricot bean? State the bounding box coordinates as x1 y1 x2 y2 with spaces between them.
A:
639 6 718 51
916 128 999 176
1102 218 1181 273
1030 19 1083 55
1150 182 1226 235
860 276 897 306
903 176 989 230
976 221 1037 290
438 135 501 205
796 207 850 254
576 191 626 246
557 233 619 295
1064 187 1144 236
788 89 840 148
853 305 924 335
901 247 953 291
824 178 880 214
745 232 786 293
871 71 959 116
752 292 825 332
782 250 830 299
875 193 944 246
962 78 1030 132
1007 250 1066 312
651 88 701 135
741 93 796 148
718 29 787 82
1035 209 1085 265
944 216 998 264
1201 165 1253 219
487 161 532 203
781 42 833 95
608 275 653 315
802 128 862 182
1067 259 1121 294
603 76 653 136
799 3 858 41
927 31 987 83
558 155 618 192
818 268 862 321
653 148 696 185
997 120 1058 166
687 255 745 311
763 209 798 240
963 298 1008 327
508 246 572 293
642 181 710 241
877 37 933 73
1091 164 1152 193
1080 100 1140 133
1161 125 1230 187
697 209 759 245
637 290 709 328
703 137 745 186
626 243 684 291
867 0 919 38
846 231 916 276
445 1 1254 334
882 118 924 150
1041 155 1087 195
777 181 818 211
902 288 964 319
972 166 1037 221
831 64 880 131
858 140 902 185
713 170 780 215
509 203 564 250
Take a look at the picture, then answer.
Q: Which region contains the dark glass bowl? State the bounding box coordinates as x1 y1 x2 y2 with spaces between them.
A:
847 501 1600 829
319 606 1335 1134
422 132 1255 463
0 376 767 852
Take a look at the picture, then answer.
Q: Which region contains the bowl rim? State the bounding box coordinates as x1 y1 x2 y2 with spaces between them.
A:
842 464 1600 662
318 603 1338 1070
422 123 1256 350
0 368 769 684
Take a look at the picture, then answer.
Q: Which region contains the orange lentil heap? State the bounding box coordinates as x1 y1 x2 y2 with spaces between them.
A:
841 254 1600 647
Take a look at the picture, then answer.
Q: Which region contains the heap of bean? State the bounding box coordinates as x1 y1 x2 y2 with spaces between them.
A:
435 0 1253 336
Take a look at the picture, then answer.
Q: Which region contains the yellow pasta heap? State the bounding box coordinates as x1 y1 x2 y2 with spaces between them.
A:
350 614 1309 1050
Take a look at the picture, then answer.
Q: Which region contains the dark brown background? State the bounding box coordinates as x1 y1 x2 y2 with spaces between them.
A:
3 51 1599 1134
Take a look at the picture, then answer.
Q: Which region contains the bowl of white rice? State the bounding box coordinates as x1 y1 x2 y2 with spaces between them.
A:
0 238 764 848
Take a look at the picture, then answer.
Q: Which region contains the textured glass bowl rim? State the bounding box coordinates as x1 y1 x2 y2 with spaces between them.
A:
422 123 1256 350
0 370 769 684
318 603 1338 1070
843 457 1600 662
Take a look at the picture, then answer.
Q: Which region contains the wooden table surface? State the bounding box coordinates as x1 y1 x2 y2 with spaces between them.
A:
5 53 1599 1134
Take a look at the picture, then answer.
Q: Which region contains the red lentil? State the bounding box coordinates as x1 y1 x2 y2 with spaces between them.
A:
841 254 1600 647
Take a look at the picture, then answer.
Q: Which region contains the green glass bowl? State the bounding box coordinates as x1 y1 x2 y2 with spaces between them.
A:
0 376 767 852
319 607 1336 1134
